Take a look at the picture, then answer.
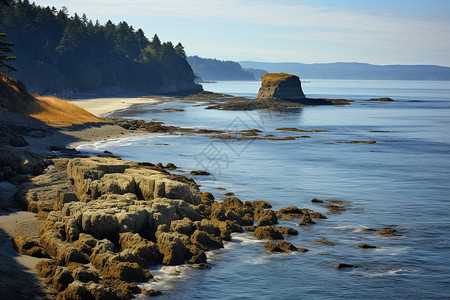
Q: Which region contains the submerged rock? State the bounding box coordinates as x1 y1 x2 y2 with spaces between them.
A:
377 227 400 237
358 243 377 249
190 170 211 176
314 238 336 246
368 97 394 101
333 263 360 269
265 240 298 253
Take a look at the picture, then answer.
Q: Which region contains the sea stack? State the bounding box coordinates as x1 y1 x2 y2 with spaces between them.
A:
256 73 306 101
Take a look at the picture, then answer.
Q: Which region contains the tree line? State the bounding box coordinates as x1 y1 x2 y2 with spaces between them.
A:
187 55 264 81
0 0 201 94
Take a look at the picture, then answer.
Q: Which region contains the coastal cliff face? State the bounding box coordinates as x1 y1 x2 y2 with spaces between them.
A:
256 73 306 101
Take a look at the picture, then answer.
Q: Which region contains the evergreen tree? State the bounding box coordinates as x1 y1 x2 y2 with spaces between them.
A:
175 42 186 58
151 34 161 53
56 21 81 55
0 0 200 93
0 1 15 73
0 30 16 73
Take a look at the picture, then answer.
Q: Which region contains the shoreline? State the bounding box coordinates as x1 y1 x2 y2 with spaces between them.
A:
0 96 165 298
0 92 396 299
69 96 172 117
0 94 319 298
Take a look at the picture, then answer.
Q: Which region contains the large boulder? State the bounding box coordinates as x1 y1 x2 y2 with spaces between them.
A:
67 157 200 204
156 231 187 265
254 226 284 240
255 209 278 226
256 73 305 101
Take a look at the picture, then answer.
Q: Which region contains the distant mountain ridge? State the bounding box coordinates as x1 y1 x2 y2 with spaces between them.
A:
239 61 450 81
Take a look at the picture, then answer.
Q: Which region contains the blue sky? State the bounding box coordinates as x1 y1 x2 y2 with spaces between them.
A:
34 0 450 66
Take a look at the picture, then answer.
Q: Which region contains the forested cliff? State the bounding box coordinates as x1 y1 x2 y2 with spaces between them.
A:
187 55 266 81
0 0 202 95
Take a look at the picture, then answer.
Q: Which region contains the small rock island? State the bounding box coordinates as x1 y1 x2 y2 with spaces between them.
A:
256 73 306 101
201 72 350 110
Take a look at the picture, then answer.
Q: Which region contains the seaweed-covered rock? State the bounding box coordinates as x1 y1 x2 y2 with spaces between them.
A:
171 217 195 236
50 266 74 292
67 157 200 204
299 211 316 225
276 206 304 219
191 230 223 250
377 227 400 237
255 209 278 226
265 241 298 252
12 235 49 258
36 259 59 278
314 238 336 246
252 200 272 209
274 226 299 237
254 226 284 240
156 231 187 265
56 281 92 300
72 266 100 283
40 230 88 264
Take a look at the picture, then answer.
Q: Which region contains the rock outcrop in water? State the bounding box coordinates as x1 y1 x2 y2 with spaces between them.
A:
256 73 306 101
17 156 318 298
192 74 351 110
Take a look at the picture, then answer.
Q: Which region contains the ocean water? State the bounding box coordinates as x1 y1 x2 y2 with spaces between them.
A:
77 79 450 299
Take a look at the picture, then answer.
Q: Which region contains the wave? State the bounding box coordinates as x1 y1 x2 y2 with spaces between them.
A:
231 233 262 245
373 246 410 256
140 265 189 291
75 133 180 151
348 267 406 278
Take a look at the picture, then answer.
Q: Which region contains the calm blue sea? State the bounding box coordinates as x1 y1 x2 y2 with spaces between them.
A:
77 79 450 299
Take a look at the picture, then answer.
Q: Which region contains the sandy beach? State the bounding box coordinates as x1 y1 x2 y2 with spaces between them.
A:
70 96 167 117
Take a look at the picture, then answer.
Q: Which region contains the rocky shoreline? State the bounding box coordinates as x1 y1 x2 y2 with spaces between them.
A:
181 91 352 110
0 145 328 298
5 152 370 299
0 145 399 299
0 89 399 299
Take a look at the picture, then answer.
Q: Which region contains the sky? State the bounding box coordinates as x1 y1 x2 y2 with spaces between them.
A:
33 0 450 66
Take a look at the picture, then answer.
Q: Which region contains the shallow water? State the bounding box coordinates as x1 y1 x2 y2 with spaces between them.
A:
78 79 450 299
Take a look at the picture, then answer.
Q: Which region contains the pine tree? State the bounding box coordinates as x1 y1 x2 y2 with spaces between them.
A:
0 0 14 73
56 22 81 55
175 42 186 58
0 30 16 73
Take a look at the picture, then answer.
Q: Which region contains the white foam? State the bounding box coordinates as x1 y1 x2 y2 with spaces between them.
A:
75 134 176 152
373 246 410 256
243 256 269 265
140 265 189 291
349 268 406 278
231 233 261 245
328 224 365 231
353 225 376 232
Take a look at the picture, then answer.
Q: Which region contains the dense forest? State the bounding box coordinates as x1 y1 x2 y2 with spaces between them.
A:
187 56 266 81
0 0 202 95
